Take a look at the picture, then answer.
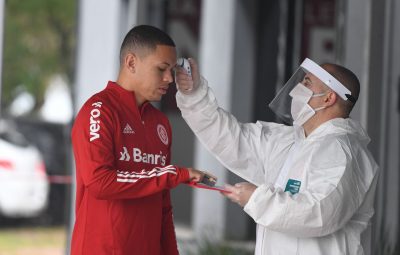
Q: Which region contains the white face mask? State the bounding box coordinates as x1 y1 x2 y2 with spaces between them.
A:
289 83 326 126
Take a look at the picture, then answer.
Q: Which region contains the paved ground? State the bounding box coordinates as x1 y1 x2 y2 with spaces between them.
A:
0 224 254 255
0 226 66 255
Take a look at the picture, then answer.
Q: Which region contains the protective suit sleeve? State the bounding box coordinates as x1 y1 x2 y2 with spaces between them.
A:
160 190 179 255
243 138 378 238
72 100 190 200
176 77 265 186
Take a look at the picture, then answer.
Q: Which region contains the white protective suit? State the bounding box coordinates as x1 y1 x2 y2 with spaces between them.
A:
176 78 379 255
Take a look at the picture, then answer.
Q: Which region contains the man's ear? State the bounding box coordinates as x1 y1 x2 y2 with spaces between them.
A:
124 53 137 73
325 91 337 107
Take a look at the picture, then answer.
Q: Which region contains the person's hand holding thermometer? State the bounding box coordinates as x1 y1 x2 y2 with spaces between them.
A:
175 58 200 94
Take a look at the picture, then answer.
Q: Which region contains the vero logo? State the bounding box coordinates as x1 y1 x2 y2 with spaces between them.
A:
89 101 102 142
123 123 135 134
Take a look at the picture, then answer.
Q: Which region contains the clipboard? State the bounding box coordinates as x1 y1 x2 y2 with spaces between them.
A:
186 181 232 193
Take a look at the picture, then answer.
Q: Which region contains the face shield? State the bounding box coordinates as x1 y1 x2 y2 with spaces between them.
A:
268 58 354 124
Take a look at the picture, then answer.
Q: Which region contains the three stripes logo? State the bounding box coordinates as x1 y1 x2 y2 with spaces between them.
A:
123 123 135 134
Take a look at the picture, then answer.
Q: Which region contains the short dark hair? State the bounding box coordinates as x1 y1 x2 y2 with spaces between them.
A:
322 63 360 116
119 25 175 64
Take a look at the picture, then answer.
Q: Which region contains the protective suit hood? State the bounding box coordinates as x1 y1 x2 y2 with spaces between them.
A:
307 118 371 145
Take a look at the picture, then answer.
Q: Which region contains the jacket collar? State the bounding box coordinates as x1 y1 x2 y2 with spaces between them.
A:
106 81 151 112
106 81 135 99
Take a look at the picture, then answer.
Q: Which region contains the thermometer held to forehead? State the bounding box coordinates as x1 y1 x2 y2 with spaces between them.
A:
177 58 192 76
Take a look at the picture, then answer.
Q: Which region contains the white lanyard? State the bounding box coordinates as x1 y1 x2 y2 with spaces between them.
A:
274 141 299 189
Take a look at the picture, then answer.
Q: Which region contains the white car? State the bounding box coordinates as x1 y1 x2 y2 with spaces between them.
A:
0 120 49 218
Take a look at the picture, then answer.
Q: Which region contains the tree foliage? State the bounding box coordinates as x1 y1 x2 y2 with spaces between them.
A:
2 0 76 110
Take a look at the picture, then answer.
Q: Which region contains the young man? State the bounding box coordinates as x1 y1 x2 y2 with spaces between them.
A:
71 25 204 255
175 58 379 255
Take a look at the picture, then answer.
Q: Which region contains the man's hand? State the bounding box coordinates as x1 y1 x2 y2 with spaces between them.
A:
187 168 205 183
175 58 201 94
221 182 257 207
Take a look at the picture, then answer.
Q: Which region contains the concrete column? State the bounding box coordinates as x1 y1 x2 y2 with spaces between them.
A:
0 0 4 115
72 0 124 218
226 0 257 240
192 0 236 242
340 0 371 126
342 0 400 253
369 0 400 252
386 0 400 248
68 1 131 253
74 0 124 111
382 0 400 249
192 0 257 241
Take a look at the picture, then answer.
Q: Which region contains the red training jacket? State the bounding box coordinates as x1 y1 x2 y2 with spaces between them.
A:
71 81 189 255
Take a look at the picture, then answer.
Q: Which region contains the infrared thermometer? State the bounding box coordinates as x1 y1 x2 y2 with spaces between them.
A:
177 58 192 76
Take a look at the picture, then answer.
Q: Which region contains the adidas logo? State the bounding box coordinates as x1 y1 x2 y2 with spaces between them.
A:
123 123 135 134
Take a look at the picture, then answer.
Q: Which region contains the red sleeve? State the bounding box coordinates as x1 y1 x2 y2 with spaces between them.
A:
72 99 190 200
160 190 179 255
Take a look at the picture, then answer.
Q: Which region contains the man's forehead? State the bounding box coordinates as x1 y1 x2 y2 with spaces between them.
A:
303 72 330 91
145 45 177 64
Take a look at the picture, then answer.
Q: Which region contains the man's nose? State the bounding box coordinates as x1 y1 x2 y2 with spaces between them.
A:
164 71 174 83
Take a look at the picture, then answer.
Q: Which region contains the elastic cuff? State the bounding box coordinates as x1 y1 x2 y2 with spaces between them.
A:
176 76 208 108
244 185 269 215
